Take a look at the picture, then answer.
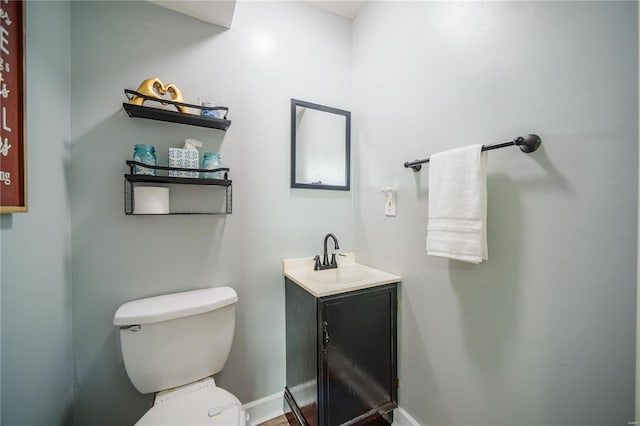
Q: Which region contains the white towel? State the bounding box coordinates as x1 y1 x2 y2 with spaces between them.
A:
426 144 488 264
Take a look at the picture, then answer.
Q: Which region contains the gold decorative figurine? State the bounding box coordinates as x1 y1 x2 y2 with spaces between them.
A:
129 77 166 106
165 83 189 114
129 78 189 114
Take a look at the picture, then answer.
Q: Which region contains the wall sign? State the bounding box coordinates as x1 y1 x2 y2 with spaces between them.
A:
0 0 25 213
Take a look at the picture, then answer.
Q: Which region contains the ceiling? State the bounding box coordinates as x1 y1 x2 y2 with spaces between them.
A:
147 0 368 28
302 1 368 20
147 0 237 28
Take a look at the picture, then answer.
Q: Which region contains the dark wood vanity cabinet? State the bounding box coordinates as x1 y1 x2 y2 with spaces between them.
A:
284 278 398 426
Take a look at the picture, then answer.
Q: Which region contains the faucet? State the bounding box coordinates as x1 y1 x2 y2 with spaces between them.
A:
314 233 340 270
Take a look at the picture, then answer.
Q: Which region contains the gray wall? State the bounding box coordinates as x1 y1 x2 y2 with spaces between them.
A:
1 2 637 426
0 2 74 425
352 1 637 425
69 2 353 425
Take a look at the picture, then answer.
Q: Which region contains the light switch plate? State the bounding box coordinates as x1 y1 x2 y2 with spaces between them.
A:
384 190 397 217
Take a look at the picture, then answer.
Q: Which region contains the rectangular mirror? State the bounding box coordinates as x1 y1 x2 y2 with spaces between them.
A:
291 99 351 191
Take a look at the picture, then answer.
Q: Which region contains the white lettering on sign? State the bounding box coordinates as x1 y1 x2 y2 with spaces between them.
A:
2 106 10 132
0 170 10 185
0 8 11 26
0 137 10 156
0 1 16 194
0 57 10 72
0 25 8 55
0 57 8 86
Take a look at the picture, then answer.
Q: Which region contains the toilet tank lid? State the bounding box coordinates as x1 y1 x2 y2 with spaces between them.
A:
113 287 237 326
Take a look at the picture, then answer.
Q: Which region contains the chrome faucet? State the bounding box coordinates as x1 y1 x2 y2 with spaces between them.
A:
314 233 340 271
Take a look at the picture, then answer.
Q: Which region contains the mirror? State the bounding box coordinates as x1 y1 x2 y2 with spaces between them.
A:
291 99 351 191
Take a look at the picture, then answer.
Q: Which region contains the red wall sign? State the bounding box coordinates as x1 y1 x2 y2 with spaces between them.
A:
0 0 25 213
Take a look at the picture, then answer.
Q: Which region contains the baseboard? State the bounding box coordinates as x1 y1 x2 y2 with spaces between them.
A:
243 391 420 426
243 391 284 425
393 407 421 426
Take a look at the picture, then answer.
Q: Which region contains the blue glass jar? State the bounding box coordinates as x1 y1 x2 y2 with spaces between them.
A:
132 144 156 176
202 152 222 179
200 99 221 119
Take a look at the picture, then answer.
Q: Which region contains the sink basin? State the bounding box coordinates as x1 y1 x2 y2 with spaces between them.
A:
283 253 401 297
306 265 372 285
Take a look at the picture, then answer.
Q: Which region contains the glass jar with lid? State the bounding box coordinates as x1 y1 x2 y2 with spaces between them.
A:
202 152 222 179
132 144 156 176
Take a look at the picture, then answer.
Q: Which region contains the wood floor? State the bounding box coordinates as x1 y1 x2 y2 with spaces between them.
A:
257 415 291 426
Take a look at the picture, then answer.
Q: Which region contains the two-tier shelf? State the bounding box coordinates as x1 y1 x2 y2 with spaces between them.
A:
123 90 233 215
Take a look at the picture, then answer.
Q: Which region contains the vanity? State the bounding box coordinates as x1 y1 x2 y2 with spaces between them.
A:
283 253 400 426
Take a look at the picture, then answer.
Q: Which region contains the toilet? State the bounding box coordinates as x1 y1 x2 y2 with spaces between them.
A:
113 287 247 425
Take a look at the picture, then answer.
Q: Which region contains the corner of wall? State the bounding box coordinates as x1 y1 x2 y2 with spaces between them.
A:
2 1 74 425
636 0 640 421
0 216 2 426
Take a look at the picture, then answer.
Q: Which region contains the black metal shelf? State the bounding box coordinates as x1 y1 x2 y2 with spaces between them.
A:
123 90 231 131
124 174 231 187
129 212 229 216
124 161 232 215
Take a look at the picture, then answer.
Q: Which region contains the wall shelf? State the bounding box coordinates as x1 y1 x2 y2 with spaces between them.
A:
122 88 233 214
125 173 231 186
124 161 232 215
123 90 232 131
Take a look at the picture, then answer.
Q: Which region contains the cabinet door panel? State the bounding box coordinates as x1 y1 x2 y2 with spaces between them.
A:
285 278 319 425
321 287 395 425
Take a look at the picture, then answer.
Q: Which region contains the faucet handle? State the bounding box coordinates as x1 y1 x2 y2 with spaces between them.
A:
314 255 321 271
330 253 337 266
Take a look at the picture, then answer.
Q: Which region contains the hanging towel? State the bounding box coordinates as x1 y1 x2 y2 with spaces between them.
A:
426 144 488 264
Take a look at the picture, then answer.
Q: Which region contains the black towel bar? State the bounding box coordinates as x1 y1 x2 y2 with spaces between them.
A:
404 134 542 172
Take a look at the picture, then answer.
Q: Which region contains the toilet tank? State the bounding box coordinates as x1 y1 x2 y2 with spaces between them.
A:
113 287 237 394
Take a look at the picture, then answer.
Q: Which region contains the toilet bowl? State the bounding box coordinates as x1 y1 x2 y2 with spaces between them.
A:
113 287 246 425
136 377 246 426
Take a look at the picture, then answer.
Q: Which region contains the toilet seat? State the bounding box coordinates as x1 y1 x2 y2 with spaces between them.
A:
136 379 246 426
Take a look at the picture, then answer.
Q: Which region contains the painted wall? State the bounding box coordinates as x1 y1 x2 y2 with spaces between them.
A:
2 2 636 425
352 2 638 425
69 1 352 424
636 2 640 421
0 2 74 425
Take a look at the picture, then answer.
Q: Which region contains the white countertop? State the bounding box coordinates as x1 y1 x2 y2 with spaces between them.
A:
283 253 401 297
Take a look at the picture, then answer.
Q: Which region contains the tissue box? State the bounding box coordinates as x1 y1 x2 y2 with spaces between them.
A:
169 148 199 178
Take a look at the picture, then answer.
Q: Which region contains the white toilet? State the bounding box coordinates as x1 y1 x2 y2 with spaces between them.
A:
113 287 247 425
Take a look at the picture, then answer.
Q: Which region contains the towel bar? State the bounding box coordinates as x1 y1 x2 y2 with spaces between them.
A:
404 134 541 172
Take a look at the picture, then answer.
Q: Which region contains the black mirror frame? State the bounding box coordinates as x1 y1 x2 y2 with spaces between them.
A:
290 99 351 191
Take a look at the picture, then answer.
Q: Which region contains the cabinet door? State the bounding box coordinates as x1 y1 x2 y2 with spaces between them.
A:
285 278 319 426
319 284 397 425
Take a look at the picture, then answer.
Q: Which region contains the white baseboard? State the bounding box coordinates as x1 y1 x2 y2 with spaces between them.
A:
243 391 284 426
243 390 420 426
393 407 421 426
